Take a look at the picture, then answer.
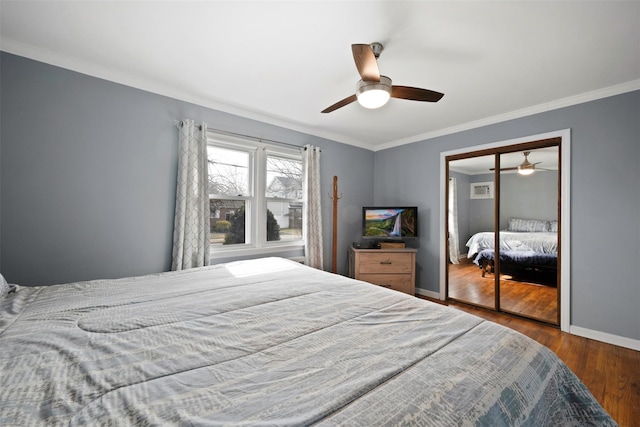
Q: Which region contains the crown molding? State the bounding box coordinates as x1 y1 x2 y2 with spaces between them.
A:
375 79 640 152
0 39 371 148
2 39 638 153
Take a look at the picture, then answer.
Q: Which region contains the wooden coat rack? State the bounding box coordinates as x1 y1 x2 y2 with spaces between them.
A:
329 176 342 273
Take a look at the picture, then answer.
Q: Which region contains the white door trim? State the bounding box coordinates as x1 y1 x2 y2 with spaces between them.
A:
439 129 571 332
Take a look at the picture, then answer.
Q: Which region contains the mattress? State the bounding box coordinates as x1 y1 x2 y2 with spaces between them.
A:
466 231 558 257
0 257 615 426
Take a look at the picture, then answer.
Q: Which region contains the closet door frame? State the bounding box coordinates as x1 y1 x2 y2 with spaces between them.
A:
439 129 571 332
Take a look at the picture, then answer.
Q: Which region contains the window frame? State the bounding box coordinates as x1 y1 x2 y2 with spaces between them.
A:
207 131 305 260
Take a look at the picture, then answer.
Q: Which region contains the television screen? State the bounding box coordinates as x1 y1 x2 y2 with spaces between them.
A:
362 207 418 239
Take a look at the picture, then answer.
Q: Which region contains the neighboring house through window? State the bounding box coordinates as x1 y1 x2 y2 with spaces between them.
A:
207 131 304 258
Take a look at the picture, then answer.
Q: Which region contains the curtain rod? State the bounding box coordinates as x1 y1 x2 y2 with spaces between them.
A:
175 120 315 151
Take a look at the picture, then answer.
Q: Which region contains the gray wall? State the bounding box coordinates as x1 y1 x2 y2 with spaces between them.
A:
464 171 558 238
467 174 495 236
374 90 640 341
0 52 373 285
499 171 558 229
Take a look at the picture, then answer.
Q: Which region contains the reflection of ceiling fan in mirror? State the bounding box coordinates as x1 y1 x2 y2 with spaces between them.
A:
490 151 548 175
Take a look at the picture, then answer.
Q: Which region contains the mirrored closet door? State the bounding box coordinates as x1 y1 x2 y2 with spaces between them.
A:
447 154 496 310
446 141 561 325
497 147 559 324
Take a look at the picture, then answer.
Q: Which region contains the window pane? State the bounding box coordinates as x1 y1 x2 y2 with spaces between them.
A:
208 146 250 196
266 201 302 242
210 199 246 246
266 155 302 199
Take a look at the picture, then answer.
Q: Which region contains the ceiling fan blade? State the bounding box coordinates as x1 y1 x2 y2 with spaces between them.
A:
489 166 518 171
391 86 444 102
351 44 380 82
321 94 357 113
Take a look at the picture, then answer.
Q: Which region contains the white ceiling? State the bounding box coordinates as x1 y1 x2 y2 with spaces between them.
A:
1 1 639 151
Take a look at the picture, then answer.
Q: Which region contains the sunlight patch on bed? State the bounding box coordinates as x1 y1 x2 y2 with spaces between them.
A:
224 257 299 278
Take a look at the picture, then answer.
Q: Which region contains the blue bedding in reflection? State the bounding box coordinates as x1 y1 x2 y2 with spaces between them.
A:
474 249 558 266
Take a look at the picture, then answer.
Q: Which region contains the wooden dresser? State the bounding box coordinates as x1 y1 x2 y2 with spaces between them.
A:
348 246 417 295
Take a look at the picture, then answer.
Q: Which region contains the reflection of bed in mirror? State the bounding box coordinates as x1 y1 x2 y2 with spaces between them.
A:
466 218 558 284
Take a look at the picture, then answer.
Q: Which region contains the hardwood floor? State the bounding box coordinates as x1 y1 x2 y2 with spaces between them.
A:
419 296 640 427
448 258 558 324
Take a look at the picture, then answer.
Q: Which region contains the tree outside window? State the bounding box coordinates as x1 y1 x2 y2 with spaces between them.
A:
207 140 303 249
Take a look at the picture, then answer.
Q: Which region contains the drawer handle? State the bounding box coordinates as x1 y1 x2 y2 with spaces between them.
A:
380 260 393 265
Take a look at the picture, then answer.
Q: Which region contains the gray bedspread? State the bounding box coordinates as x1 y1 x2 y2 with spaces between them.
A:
0 257 615 426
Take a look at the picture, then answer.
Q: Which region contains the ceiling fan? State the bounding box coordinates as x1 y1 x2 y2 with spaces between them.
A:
490 151 542 175
321 43 444 113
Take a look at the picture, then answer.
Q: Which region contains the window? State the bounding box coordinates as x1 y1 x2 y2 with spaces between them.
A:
207 132 304 256
265 154 303 242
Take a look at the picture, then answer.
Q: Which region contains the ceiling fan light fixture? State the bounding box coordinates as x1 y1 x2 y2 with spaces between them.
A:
517 152 536 175
517 165 535 175
321 44 444 113
356 76 392 109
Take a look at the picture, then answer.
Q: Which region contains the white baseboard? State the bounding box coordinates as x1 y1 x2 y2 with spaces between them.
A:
569 325 640 351
415 288 440 300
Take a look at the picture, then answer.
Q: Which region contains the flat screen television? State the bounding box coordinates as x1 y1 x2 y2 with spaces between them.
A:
362 206 418 240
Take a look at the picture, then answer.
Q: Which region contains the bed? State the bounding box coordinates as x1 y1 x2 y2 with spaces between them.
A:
466 218 558 282
1 257 614 426
465 231 558 258
473 249 558 286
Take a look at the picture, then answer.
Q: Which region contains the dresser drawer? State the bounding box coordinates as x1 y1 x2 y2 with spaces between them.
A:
358 253 412 274
359 274 414 294
348 247 417 296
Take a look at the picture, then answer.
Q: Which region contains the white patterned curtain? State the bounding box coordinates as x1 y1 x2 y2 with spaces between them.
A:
171 120 210 270
448 177 460 264
303 145 323 269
